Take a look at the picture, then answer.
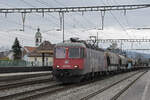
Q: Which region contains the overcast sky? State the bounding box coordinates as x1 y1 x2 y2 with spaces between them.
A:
0 0 150 53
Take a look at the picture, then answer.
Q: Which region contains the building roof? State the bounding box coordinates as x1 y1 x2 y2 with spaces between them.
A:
36 41 54 51
28 41 54 57
24 46 36 53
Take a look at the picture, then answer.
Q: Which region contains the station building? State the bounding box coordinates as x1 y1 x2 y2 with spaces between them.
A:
22 28 54 66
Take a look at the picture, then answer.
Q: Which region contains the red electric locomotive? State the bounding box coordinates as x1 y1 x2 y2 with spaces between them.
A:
53 42 87 83
53 38 109 83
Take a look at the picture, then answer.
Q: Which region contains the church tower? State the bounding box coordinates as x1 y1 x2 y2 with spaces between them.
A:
35 28 42 47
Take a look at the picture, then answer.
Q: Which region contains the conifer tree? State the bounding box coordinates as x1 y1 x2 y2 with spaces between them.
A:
12 37 22 60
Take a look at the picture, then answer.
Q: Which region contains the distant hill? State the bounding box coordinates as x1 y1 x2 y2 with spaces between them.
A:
126 51 150 59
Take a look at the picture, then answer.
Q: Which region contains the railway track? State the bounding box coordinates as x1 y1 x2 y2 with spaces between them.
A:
0 70 146 100
0 72 52 90
7 81 90 100
80 70 147 100
4 71 141 100
0 74 108 100
0 82 62 100
0 71 54 100
110 71 147 100
0 76 52 90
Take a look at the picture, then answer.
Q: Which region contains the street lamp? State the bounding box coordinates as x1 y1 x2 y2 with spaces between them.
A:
42 28 61 33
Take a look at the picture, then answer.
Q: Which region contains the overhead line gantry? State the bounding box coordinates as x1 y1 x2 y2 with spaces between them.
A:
96 39 150 51
0 4 150 13
1 4 150 42
98 39 150 43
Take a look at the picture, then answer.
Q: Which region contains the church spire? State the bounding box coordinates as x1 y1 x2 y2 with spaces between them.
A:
37 27 40 32
35 28 42 47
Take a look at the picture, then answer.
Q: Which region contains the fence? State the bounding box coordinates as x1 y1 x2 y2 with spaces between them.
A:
0 60 52 67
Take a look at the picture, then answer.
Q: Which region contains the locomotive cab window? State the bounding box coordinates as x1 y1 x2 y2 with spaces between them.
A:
55 47 66 58
68 48 85 58
69 48 80 58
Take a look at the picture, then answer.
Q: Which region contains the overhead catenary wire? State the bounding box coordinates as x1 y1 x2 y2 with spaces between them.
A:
0 20 35 39
21 0 36 8
101 0 132 38
35 0 92 37
53 0 66 6
1 16 36 30
0 0 149 41
35 0 84 37
35 0 51 7
99 0 139 51
20 0 59 21
108 0 137 40
111 0 118 5
20 0 75 41
0 1 14 8
21 0 83 40
0 2 39 43
105 0 131 28
21 1 59 22
47 0 97 31
52 0 98 28
0 29 34 43
0 1 37 31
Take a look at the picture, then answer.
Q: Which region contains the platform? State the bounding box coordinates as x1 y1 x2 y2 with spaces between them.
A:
118 70 150 100
0 71 51 81
0 67 52 73
0 71 51 77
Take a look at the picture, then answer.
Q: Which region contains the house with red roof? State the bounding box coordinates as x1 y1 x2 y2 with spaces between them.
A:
24 41 54 66
22 28 54 66
22 46 36 61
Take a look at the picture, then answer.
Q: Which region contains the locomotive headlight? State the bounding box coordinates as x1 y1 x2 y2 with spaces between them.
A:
56 65 60 68
74 65 78 68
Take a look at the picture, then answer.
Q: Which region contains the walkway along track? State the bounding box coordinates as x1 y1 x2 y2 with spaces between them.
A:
0 83 62 100
0 72 51 82
0 75 53 90
15 81 94 100
80 70 147 100
2 71 142 100
110 71 147 100
0 78 52 91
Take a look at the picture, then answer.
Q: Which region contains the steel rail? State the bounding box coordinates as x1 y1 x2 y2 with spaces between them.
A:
0 76 53 90
0 83 61 100
80 71 146 100
13 71 140 100
0 71 142 100
17 81 97 100
11 74 115 100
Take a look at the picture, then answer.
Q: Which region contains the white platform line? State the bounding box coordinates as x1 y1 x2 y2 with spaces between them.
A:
141 78 150 100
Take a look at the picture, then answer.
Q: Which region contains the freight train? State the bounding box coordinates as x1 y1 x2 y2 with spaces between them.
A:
53 38 138 83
